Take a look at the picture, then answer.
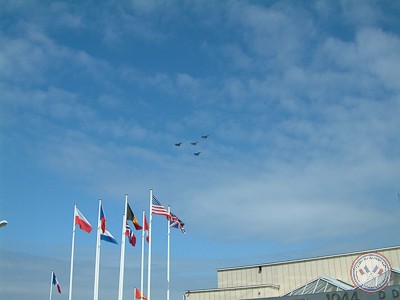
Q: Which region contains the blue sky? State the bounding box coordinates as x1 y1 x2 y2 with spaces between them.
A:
1 0 400 299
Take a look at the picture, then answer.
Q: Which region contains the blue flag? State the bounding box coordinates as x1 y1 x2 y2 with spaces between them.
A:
101 229 118 244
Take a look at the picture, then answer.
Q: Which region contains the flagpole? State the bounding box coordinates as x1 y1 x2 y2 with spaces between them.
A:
147 189 153 300
167 206 171 300
50 270 54 300
140 210 145 300
118 194 128 300
69 205 77 300
93 198 102 300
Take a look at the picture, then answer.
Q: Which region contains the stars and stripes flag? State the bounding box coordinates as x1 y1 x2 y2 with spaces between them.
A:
151 195 170 218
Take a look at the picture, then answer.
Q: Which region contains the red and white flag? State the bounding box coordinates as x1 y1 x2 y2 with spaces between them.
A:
144 215 149 243
74 207 92 233
135 288 147 300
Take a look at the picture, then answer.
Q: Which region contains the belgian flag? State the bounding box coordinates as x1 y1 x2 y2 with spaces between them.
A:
126 202 143 230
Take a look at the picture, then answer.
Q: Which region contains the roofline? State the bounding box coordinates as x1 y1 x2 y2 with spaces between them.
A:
184 283 280 295
184 268 400 296
218 245 400 272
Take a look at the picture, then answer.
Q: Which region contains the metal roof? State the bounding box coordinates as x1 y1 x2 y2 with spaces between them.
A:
283 268 400 297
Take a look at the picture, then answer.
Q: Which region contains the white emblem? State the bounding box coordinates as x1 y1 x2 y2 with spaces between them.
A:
350 252 392 293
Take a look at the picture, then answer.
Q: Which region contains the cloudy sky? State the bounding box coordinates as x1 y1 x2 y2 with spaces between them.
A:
1 0 399 299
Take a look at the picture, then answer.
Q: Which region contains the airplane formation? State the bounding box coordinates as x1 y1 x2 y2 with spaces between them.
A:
175 134 209 156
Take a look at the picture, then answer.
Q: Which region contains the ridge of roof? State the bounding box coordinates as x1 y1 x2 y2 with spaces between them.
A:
218 245 400 272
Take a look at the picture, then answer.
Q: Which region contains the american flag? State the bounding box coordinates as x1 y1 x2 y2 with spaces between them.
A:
151 195 170 217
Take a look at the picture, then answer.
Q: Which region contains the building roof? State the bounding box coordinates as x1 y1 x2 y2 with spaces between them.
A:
217 245 400 272
283 268 400 297
283 276 354 296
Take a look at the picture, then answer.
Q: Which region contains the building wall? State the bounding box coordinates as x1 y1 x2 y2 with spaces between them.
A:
185 246 400 300
217 246 400 296
185 286 280 300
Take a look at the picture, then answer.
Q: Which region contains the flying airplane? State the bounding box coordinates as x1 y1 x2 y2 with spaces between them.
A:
194 152 201 156
201 135 209 139
175 142 182 146
191 142 199 146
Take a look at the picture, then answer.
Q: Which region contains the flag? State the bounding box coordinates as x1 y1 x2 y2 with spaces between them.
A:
52 271 61 294
75 207 92 233
144 215 149 243
127 202 143 230
135 288 147 300
100 229 118 244
151 195 170 217
170 212 186 234
100 204 106 233
125 222 136 246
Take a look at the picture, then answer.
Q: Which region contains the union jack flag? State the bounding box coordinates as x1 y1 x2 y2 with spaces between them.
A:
170 212 186 234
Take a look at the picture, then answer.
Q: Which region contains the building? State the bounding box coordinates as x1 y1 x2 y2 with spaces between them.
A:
184 245 400 300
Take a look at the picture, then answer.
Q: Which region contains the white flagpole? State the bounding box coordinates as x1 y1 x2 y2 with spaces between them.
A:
147 189 153 300
49 270 54 300
69 205 77 300
93 198 102 300
118 194 128 300
140 210 145 300
167 206 171 300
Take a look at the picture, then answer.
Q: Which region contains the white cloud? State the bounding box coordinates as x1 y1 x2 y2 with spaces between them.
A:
321 28 400 89
184 153 399 242
1 0 399 266
340 0 383 27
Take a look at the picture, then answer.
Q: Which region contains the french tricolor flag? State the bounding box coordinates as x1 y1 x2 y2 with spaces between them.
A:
52 271 61 294
75 207 93 233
